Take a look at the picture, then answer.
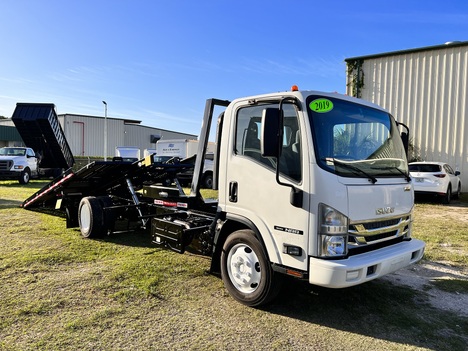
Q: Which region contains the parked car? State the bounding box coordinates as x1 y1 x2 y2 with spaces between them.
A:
409 161 462 204
176 153 214 188
153 155 174 164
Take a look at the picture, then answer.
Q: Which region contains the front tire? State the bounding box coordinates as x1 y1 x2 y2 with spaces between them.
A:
220 230 282 307
19 168 31 184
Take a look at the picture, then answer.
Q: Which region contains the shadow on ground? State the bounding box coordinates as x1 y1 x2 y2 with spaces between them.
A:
264 276 467 351
0 198 23 210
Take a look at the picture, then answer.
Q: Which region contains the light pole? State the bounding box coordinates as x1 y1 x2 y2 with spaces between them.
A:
102 101 107 161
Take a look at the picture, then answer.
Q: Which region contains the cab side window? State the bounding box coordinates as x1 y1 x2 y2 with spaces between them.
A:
235 103 302 182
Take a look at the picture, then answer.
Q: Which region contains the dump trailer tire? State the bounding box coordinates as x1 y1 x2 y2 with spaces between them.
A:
65 205 79 228
78 196 106 238
97 196 115 233
220 229 282 307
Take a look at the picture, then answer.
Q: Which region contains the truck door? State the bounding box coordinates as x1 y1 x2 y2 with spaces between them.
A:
26 148 38 176
224 101 309 271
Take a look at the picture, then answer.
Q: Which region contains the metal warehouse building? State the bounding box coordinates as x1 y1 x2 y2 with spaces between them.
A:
0 113 196 158
345 41 468 191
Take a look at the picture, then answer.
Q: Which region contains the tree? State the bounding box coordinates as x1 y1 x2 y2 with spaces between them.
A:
408 138 422 162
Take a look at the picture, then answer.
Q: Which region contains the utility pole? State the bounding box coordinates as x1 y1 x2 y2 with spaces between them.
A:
102 100 107 161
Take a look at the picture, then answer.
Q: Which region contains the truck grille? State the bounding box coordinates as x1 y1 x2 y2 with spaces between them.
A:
0 160 13 171
348 215 411 248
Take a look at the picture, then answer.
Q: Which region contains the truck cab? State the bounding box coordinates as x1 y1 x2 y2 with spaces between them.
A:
209 89 424 305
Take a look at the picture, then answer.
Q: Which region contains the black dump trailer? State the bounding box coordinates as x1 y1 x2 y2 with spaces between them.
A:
22 154 200 234
19 99 225 264
11 102 200 235
11 103 75 170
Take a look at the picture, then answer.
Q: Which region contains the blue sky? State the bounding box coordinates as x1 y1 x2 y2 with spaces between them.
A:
1 0 467 136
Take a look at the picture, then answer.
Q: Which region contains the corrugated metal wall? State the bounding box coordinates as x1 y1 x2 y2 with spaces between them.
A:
124 124 196 153
1 113 197 158
60 115 125 157
346 44 468 191
60 114 196 158
0 125 22 142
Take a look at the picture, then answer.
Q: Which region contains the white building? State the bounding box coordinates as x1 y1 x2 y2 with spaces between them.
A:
0 113 196 158
346 41 468 191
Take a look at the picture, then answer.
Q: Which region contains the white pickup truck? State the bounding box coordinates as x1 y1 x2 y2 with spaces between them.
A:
0 147 38 184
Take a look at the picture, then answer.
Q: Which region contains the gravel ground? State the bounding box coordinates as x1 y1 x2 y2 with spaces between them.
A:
383 197 468 317
383 261 468 316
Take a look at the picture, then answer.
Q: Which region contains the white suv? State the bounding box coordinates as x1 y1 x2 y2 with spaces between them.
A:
409 161 462 204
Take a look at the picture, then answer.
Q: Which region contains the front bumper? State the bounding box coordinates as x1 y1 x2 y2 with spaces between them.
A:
309 239 425 288
0 171 21 179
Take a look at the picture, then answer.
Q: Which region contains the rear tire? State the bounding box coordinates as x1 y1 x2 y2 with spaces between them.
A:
202 173 213 189
442 186 452 204
220 229 282 307
453 182 461 200
78 197 106 238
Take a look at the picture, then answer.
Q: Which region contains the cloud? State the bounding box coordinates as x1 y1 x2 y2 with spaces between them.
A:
0 77 35 84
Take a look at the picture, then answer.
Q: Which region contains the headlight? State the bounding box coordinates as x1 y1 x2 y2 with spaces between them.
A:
322 235 346 256
318 204 348 257
14 165 24 169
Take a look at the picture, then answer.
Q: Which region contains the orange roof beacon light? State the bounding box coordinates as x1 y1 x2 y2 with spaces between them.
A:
291 85 299 91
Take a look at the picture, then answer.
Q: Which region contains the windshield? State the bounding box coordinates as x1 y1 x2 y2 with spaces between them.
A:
153 156 173 163
0 147 26 156
307 95 408 179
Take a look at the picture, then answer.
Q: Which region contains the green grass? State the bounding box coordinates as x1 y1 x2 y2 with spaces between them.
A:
0 180 467 351
412 194 468 266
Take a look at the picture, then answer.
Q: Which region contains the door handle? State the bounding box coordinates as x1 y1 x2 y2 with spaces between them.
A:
229 181 238 202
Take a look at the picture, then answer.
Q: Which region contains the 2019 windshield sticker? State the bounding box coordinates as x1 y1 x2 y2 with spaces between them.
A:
309 98 334 113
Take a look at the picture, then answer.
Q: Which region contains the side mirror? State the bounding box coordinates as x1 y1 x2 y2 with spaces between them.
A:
261 108 281 158
396 121 410 158
400 131 409 157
